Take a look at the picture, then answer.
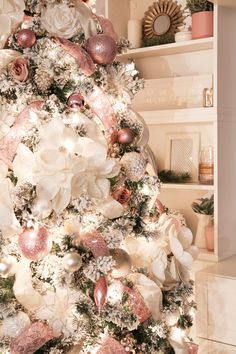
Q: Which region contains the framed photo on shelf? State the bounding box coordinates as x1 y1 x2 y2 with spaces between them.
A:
165 132 200 182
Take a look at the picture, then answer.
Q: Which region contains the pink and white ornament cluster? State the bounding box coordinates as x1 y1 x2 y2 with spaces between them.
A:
0 0 198 353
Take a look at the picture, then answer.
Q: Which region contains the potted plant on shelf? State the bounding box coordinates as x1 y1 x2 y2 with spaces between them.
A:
192 194 214 250
185 0 214 40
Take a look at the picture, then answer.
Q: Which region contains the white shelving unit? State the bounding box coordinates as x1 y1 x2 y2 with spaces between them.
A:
106 0 236 264
118 37 214 59
162 183 214 191
139 108 216 125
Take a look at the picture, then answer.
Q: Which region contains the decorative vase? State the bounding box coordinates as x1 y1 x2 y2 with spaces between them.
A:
194 214 212 248
205 223 214 251
192 11 213 39
128 19 142 49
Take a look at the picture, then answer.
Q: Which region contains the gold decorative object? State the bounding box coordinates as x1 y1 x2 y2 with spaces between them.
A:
143 0 185 39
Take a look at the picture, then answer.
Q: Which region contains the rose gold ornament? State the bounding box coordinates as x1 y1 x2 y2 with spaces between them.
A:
10 321 54 354
68 92 85 110
81 231 109 258
86 34 117 65
110 248 132 278
112 187 131 205
94 276 107 313
117 128 135 145
18 227 51 261
17 29 36 49
123 285 150 323
97 338 127 354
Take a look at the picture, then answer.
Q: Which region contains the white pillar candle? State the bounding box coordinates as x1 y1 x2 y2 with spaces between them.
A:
128 19 142 49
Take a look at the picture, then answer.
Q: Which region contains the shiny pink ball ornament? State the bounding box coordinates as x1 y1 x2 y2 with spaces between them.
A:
17 29 36 49
18 227 51 261
68 92 85 110
86 34 117 65
117 128 135 145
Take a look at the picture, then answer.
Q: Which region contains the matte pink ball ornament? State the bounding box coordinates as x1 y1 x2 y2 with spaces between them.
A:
86 34 117 65
18 227 51 261
68 92 85 110
17 29 36 49
117 128 135 145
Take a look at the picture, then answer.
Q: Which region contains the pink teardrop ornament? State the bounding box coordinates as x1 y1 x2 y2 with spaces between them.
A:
94 276 107 313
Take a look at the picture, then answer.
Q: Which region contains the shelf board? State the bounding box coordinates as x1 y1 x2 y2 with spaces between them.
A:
138 107 216 125
161 183 214 191
197 248 218 262
118 37 214 60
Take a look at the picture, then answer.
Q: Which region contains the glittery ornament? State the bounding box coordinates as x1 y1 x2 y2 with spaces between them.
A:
86 34 117 65
68 92 85 110
94 276 107 313
110 248 132 278
117 128 135 145
18 227 51 261
17 29 36 49
112 187 131 205
97 338 127 354
81 231 110 258
63 252 82 272
0 256 17 278
120 152 147 182
2 311 31 337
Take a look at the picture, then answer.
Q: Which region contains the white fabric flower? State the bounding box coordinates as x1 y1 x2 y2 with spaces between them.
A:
13 118 120 214
0 0 25 48
124 236 167 286
41 3 82 39
36 287 80 336
0 160 20 237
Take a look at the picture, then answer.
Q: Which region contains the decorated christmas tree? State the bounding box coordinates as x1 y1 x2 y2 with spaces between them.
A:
0 1 199 353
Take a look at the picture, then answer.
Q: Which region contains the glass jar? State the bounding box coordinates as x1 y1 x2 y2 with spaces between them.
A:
199 146 214 185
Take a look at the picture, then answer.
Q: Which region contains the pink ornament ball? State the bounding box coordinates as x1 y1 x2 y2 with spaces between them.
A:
86 34 117 65
18 227 51 261
117 128 135 145
68 92 85 110
17 29 36 49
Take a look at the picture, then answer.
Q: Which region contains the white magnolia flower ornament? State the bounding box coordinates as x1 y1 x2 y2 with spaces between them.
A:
13 118 120 214
0 0 25 48
36 287 81 336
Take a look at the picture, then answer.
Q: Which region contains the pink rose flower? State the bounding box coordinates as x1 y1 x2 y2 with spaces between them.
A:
9 57 29 82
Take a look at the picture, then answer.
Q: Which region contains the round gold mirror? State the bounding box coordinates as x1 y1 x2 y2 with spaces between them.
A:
153 14 171 35
143 0 185 40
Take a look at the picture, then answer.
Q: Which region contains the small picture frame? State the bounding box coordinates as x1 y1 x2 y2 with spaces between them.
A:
165 132 200 182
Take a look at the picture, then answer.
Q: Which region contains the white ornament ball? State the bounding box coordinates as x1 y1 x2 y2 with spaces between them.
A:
0 256 17 278
63 252 82 272
2 311 31 337
120 152 147 182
